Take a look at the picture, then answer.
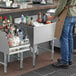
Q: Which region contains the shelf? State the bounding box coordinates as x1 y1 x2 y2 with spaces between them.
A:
0 5 20 9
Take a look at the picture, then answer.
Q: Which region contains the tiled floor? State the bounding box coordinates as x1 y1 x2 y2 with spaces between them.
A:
0 49 76 76
0 48 60 76
21 55 76 76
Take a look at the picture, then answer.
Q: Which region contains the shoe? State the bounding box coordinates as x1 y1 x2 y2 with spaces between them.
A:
69 61 72 65
52 61 69 69
57 58 72 65
57 58 61 62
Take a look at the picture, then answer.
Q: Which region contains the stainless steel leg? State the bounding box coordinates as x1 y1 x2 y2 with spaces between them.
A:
8 55 10 62
18 53 20 60
20 52 23 69
51 40 54 61
4 54 7 74
35 45 39 56
32 46 36 67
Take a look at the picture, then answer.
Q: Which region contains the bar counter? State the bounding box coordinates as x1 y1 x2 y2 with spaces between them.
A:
0 2 57 18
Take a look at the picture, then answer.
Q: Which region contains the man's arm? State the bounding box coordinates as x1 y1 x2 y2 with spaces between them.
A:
55 0 68 17
50 0 68 20
55 0 67 17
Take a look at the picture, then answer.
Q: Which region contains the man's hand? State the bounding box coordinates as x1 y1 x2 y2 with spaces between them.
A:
50 16 56 20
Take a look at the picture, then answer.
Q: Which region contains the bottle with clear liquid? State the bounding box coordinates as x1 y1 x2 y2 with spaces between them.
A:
21 14 25 23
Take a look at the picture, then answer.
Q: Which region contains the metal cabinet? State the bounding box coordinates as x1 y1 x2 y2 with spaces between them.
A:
27 22 56 66
0 31 30 73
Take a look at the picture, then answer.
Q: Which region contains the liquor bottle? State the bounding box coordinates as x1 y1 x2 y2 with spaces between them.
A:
42 13 46 24
21 14 25 23
46 13 51 24
3 16 8 27
37 12 42 23
9 15 13 23
4 16 8 22
0 16 3 29
26 16 29 25
30 17 33 25
7 20 11 28
18 29 23 41
8 32 12 47
9 32 11 38
0 16 2 21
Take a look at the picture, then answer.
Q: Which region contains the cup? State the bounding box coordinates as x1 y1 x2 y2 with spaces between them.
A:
6 1 12 7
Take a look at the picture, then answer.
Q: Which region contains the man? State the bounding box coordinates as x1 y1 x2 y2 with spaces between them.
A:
51 0 76 68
